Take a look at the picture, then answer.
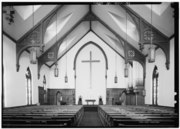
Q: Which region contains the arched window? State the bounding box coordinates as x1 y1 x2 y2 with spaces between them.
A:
25 67 32 105
43 75 47 104
152 65 159 105
43 75 46 90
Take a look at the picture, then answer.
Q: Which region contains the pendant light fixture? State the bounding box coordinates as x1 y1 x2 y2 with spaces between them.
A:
124 63 129 78
65 40 68 83
54 62 59 77
114 43 118 83
30 5 37 64
148 4 155 63
54 12 59 77
124 8 129 78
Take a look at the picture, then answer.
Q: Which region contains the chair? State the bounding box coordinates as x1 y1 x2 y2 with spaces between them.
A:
99 96 103 105
78 96 82 105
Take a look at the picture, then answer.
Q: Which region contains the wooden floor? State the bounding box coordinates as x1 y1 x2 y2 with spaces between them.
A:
98 105 178 127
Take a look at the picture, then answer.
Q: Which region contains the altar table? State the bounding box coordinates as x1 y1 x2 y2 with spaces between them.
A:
85 99 96 105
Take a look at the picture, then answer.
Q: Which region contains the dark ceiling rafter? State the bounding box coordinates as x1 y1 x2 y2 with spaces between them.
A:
16 24 44 72
49 30 91 68
145 46 159 57
38 4 147 80
12 4 172 80
82 4 97 31
44 63 51 68
121 5 171 70
17 5 62 43
37 5 101 79
3 31 34 55
121 5 169 40
15 5 63 72
91 30 125 60
3 31 17 44
37 10 90 79
91 11 146 65
90 9 146 82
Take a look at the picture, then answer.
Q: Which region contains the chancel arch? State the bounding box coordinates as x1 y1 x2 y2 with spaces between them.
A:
74 41 108 105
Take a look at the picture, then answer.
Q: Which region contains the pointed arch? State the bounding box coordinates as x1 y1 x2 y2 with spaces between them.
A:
43 75 46 89
152 65 159 105
25 67 32 105
73 41 108 71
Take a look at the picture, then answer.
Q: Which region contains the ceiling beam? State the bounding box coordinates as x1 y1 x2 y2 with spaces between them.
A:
49 30 91 68
17 5 62 43
169 34 175 40
121 5 169 39
122 5 170 70
92 11 146 81
91 30 125 60
3 30 17 44
37 11 90 79
92 12 145 61
14 5 63 72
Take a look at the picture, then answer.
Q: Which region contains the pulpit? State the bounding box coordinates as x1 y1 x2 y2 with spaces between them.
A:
126 86 145 105
126 91 136 105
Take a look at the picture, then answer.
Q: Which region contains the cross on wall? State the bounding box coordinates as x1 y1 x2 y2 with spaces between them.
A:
81 51 100 88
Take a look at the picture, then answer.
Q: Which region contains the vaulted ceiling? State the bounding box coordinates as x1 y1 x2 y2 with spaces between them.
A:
3 3 174 72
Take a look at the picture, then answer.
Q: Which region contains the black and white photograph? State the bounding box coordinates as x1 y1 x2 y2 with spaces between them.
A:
2 2 179 128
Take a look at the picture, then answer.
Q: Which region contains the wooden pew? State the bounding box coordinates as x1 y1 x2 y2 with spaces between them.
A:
98 105 178 127
2 105 84 127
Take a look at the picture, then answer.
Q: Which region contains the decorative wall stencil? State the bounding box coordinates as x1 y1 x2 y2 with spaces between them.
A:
128 50 135 58
143 29 154 41
47 52 55 59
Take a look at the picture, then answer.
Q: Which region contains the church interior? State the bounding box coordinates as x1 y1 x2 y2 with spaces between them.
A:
2 2 179 127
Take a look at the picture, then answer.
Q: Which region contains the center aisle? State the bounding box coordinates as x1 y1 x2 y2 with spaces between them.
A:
78 105 103 127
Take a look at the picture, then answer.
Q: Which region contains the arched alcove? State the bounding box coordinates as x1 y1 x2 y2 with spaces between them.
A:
74 41 108 105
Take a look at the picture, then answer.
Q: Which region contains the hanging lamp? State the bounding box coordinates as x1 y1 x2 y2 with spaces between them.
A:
114 43 118 83
124 8 129 78
124 63 129 78
65 40 68 83
54 62 59 77
54 13 59 77
30 5 37 64
148 4 156 63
